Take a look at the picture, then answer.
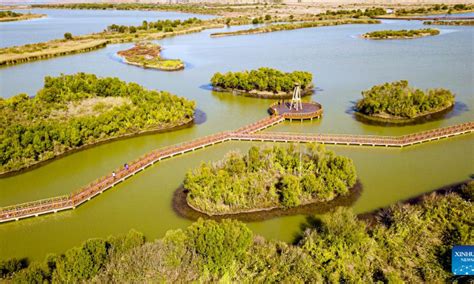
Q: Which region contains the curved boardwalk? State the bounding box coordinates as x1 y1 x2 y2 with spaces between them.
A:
1 116 473 223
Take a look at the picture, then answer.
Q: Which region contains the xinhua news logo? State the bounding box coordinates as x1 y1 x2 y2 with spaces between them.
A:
452 245 474 276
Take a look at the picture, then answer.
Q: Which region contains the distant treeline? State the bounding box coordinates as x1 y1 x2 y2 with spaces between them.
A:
30 3 243 15
2 183 472 282
321 7 386 18
356 80 455 119
184 144 357 214
0 73 195 173
211 67 313 93
395 3 474 15
107 18 202 34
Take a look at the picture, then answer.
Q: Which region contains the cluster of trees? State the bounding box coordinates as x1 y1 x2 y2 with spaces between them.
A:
1 230 145 282
251 14 272 24
322 7 386 18
356 80 455 119
0 11 22 18
395 4 473 15
211 67 313 94
0 73 195 173
363 28 440 39
107 18 202 34
4 183 472 282
184 144 357 214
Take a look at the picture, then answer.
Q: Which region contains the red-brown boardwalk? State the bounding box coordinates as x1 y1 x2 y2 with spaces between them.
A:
1 116 473 223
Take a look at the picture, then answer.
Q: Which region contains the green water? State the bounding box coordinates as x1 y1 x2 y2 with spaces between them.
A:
0 15 473 261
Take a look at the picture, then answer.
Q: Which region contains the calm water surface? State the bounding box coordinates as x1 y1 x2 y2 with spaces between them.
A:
0 8 214 47
0 16 473 260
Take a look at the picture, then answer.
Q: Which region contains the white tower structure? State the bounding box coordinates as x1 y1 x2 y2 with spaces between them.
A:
290 84 303 111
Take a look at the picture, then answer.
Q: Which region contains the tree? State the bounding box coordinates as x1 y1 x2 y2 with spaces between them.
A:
186 219 253 274
279 174 301 207
64 32 73 40
53 239 108 282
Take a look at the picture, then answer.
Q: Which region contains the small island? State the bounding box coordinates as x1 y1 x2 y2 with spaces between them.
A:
117 42 184 71
355 80 455 124
0 10 45 22
362 28 440 40
0 73 195 175
210 67 313 98
424 20 474 26
183 144 357 216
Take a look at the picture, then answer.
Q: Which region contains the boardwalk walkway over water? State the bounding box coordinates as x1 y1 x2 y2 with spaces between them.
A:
1 116 473 223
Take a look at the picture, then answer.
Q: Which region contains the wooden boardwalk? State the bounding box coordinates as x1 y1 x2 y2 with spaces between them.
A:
234 121 474 147
1 116 473 223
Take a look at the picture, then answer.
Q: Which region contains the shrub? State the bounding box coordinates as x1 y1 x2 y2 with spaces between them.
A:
63 32 73 40
186 219 253 274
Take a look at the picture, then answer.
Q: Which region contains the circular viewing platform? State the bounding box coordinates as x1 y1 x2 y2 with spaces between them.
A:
269 101 323 120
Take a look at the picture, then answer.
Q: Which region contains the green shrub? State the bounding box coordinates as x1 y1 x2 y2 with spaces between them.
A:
52 238 108 282
63 32 73 40
0 258 27 278
186 219 253 274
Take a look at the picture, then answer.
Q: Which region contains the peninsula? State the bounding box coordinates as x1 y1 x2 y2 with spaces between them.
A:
0 10 44 22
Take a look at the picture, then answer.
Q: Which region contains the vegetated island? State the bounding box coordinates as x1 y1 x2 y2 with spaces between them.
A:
0 73 195 176
210 18 380 38
424 20 474 26
0 10 45 22
117 42 184 71
183 144 357 216
3 182 471 282
211 67 313 98
362 28 440 40
355 80 455 124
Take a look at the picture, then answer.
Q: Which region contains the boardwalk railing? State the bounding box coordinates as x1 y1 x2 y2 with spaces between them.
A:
234 122 474 147
1 117 473 223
